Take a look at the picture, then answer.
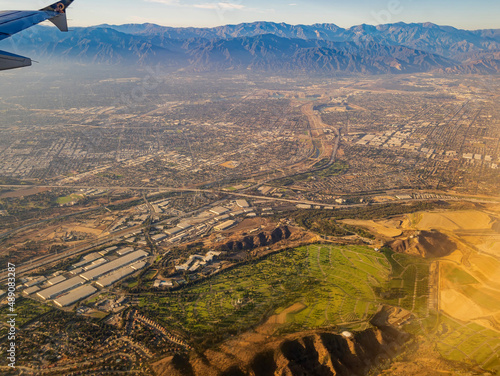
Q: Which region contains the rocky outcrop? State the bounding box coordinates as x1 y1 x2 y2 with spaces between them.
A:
153 308 411 376
388 230 457 258
217 226 292 253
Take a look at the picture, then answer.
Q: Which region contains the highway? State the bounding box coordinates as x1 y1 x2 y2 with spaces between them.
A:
0 207 102 241
0 223 144 282
0 197 222 283
0 183 345 206
1 98 499 282
2 183 499 283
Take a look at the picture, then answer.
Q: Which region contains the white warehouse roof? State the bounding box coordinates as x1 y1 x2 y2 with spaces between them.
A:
95 260 146 288
116 247 135 256
210 206 229 215
96 266 136 288
37 276 85 300
47 275 66 286
23 286 40 295
54 285 97 307
80 250 148 281
236 200 250 208
214 220 236 231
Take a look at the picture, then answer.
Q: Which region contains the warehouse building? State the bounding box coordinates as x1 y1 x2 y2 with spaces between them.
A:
131 261 147 270
95 262 146 288
210 206 229 215
116 247 135 256
72 252 101 269
47 275 66 286
230 210 245 217
37 276 85 300
79 250 148 281
215 214 230 222
82 258 108 271
296 204 312 209
236 200 250 208
24 276 46 288
214 220 236 231
54 285 97 307
166 227 182 236
69 267 84 275
169 233 185 243
99 246 117 256
23 286 40 295
177 221 194 230
151 234 167 242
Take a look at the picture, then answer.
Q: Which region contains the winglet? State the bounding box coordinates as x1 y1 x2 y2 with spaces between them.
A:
40 0 75 13
48 13 68 32
41 1 75 32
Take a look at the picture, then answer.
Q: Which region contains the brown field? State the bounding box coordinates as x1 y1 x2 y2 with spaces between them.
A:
440 289 485 321
412 210 494 232
467 253 500 287
68 225 104 236
460 234 500 258
0 187 50 198
402 207 500 332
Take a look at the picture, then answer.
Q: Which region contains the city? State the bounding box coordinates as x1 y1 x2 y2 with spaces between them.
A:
0 71 499 375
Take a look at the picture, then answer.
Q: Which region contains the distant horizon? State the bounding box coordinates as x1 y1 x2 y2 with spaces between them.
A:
2 0 499 31
93 20 499 32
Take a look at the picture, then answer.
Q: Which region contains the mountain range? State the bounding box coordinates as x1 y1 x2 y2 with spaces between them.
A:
1 21 499 74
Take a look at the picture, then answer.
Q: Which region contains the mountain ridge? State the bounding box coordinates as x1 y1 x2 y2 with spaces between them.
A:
1 21 499 74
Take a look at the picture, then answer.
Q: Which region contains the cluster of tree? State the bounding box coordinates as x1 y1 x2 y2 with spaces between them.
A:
292 201 450 224
295 214 352 237
332 201 450 220
289 201 452 237
272 161 349 187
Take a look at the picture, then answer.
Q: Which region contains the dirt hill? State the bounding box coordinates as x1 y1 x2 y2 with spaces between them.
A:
388 230 457 258
216 226 292 253
152 307 410 376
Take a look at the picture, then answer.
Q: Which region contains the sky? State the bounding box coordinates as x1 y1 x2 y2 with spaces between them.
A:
2 0 500 30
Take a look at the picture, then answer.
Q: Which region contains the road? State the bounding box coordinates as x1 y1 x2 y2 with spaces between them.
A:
300 102 340 167
0 222 145 282
2 185 498 284
1 99 499 281
0 183 346 206
0 207 101 241
0 198 221 282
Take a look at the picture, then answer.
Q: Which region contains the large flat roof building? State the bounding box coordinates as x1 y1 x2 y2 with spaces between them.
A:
236 200 250 208
131 261 147 270
54 285 97 307
152 234 168 242
23 286 40 295
214 220 236 231
99 246 117 256
210 206 229 215
47 275 66 286
116 247 135 256
70 267 84 275
95 264 143 288
72 252 101 269
80 250 148 281
82 258 108 271
177 221 194 230
37 276 85 300
24 276 46 288
166 227 182 236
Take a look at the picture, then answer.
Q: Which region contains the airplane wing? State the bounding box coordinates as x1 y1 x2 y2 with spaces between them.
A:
0 0 75 71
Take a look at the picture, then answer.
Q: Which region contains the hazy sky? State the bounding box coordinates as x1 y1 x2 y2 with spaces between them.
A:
3 0 500 29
